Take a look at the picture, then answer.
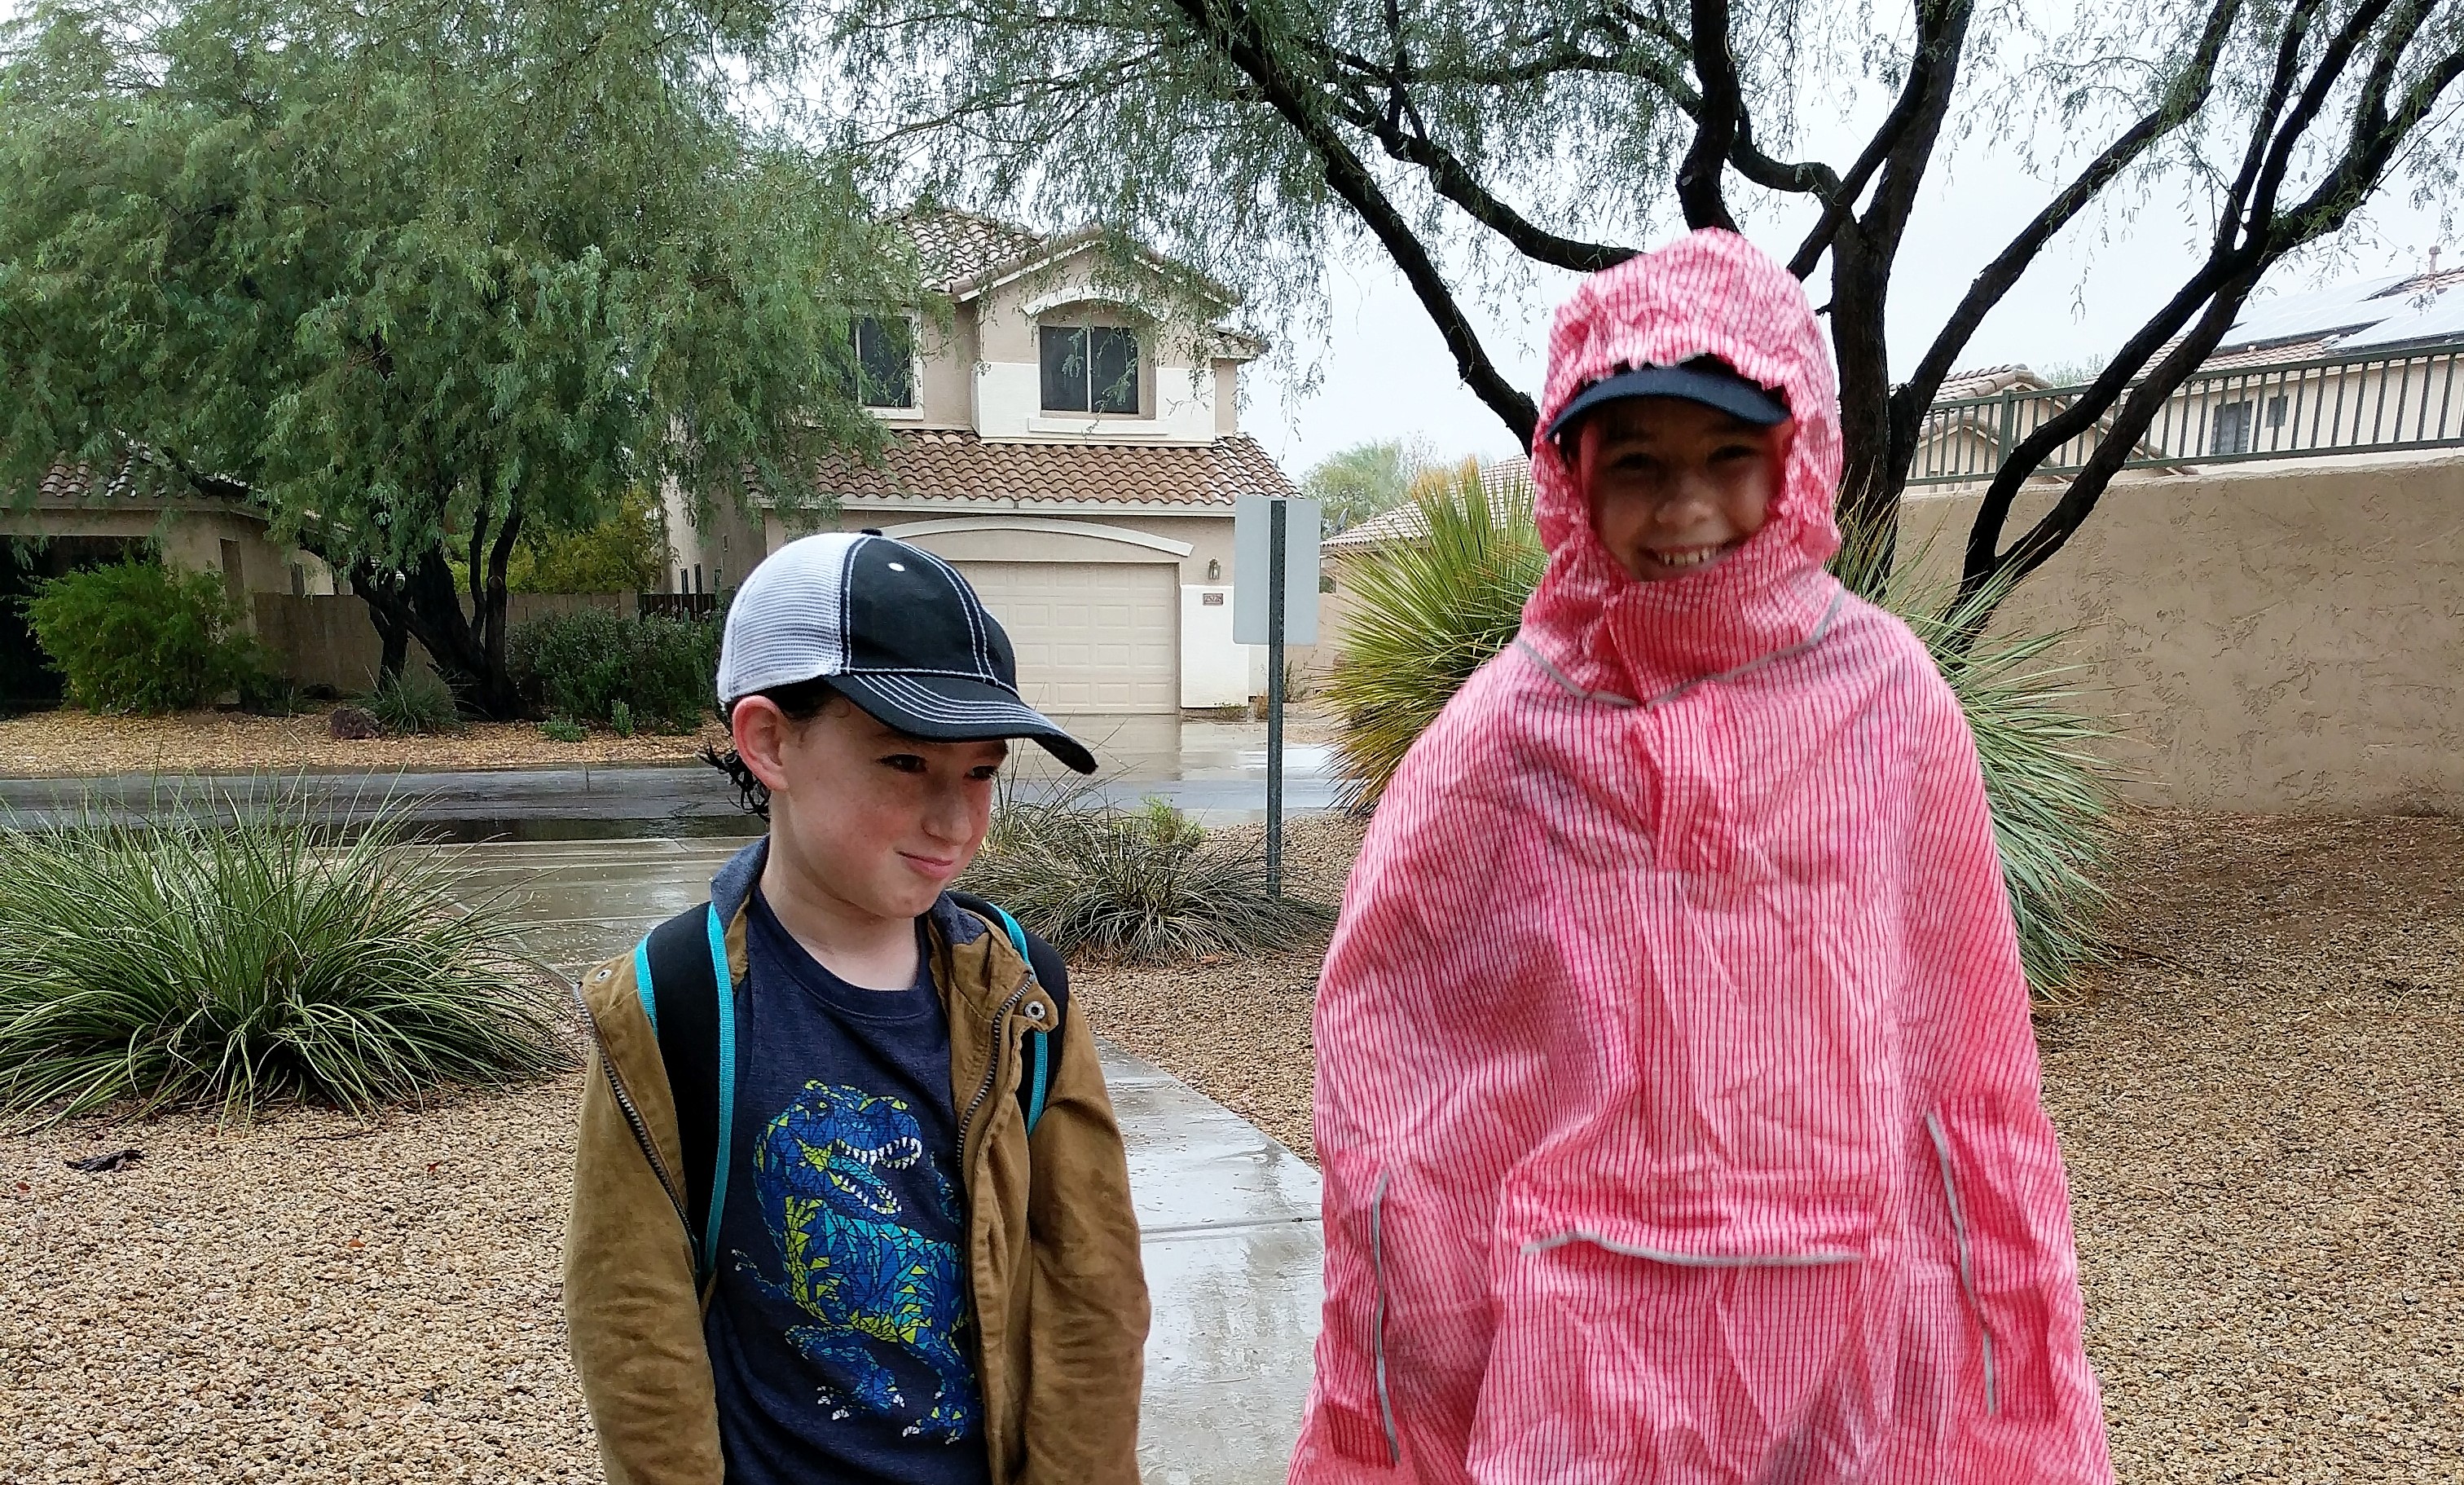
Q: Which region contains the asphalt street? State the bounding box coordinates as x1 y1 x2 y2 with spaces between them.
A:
0 719 1342 837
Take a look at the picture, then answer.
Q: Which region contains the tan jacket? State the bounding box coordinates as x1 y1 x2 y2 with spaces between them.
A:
563 844 1149 1483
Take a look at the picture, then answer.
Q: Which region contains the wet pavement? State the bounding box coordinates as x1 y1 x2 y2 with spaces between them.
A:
0 717 1341 835
464 836 1322 1484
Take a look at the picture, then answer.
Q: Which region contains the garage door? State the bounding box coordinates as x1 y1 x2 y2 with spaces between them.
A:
956 561 1178 714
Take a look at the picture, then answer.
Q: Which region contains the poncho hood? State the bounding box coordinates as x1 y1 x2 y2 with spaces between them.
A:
1524 229 1844 699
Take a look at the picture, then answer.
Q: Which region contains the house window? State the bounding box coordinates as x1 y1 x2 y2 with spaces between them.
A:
1039 324 1140 414
852 315 914 409
2211 399 2255 456
2266 393 2288 430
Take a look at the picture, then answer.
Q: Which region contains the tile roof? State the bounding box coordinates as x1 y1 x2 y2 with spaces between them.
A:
812 430 1296 508
1931 364 2051 401
895 209 1049 294
1322 455 1533 553
24 451 258 513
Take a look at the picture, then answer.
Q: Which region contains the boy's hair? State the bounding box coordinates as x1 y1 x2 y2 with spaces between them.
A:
699 677 838 819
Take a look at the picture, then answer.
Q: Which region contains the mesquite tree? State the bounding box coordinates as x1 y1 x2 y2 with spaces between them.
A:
827 0 2464 622
0 0 908 715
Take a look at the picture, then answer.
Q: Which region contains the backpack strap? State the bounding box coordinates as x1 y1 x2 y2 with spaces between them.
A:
637 901 735 1292
948 891 1070 1137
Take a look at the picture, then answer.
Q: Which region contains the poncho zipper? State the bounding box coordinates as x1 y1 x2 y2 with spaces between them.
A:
1927 1111 2000 1415
1369 1171 1399 1465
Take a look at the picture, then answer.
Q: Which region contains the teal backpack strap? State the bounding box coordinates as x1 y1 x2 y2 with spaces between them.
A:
984 902 1054 1135
639 901 733 1293
701 903 737 1281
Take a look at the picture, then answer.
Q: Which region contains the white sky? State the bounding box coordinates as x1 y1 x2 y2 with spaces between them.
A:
1242 119 2455 478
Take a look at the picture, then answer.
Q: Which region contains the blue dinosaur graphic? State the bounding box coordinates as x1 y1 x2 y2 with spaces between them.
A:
737 1081 975 1441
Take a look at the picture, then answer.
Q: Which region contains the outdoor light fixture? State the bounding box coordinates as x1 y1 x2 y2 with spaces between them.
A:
1207 558 1221 581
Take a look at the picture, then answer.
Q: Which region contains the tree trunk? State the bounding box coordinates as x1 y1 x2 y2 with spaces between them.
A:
1825 226 1903 574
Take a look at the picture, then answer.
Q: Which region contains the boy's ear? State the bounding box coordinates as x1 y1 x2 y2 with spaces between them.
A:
731 697 797 796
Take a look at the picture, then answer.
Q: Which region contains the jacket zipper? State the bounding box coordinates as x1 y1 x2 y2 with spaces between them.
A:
572 983 696 1257
959 975 1035 1161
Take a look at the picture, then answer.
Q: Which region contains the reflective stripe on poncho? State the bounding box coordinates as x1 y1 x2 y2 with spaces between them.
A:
1290 230 2113 1484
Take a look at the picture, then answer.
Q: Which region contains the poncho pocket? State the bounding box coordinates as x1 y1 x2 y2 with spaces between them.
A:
1471 1232 1881 1479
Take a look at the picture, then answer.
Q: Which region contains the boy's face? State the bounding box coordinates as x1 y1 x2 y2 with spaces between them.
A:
735 692 1008 923
1573 396 1790 583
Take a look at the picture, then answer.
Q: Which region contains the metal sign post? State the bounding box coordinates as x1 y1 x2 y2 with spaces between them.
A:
1265 498 1286 897
1232 494 1320 901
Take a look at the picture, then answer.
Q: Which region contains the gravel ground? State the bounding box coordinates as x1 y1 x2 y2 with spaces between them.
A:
2 1086 597 1483
5 806 2460 1482
0 706 723 778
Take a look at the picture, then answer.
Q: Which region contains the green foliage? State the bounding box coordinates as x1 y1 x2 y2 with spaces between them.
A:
609 699 636 738
966 784 1331 961
237 673 306 717
539 717 588 742
0 792 570 1121
1303 439 1428 534
457 486 672 595
508 607 719 733
1327 469 2115 999
0 0 913 712
1834 518 2116 999
1321 462 1545 806
364 665 463 736
23 557 262 715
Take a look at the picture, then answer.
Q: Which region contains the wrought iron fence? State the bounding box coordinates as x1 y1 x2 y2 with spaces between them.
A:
1907 340 2464 486
638 591 724 620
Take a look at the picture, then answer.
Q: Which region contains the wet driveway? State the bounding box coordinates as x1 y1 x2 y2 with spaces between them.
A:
460 836 1322 1484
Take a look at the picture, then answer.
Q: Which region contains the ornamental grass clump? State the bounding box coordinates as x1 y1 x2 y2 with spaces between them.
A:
1324 461 2116 1001
962 785 1331 962
0 792 570 1122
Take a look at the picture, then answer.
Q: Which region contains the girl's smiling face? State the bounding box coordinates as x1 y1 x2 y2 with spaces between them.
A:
1572 396 1791 582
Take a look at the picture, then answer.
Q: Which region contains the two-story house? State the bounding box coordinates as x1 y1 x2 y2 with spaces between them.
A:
666 209 1304 716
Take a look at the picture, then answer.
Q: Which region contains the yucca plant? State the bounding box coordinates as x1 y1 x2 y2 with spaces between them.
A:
1320 460 1547 806
1322 463 2114 999
0 790 571 1123
965 783 1331 961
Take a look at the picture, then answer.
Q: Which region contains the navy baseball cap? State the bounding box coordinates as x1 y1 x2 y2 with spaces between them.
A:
1544 356 1790 443
716 532 1098 774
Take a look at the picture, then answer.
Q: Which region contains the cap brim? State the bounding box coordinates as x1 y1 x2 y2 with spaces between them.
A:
1544 364 1790 442
829 672 1098 775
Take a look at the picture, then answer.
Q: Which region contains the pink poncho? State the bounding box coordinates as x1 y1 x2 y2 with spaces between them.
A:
1290 231 2112 1483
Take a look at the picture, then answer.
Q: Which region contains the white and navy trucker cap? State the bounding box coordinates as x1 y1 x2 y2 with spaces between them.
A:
715 532 1097 774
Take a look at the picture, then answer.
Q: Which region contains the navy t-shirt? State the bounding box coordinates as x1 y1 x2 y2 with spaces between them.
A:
702 892 991 1485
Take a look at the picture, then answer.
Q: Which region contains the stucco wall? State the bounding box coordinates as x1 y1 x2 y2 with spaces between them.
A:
253 592 629 694
1901 451 2464 813
2 506 339 628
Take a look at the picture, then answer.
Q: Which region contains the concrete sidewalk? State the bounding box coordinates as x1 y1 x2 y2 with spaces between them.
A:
467 836 1322 1483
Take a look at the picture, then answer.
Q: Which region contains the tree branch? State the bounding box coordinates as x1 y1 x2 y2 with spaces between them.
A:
1890 0 2245 433
1162 0 1539 445
1677 0 1743 230
1787 0 1971 275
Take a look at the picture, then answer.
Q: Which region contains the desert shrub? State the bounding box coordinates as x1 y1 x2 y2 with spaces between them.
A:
364 663 462 734
1323 463 2114 998
507 606 718 733
23 557 262 714
1320 461 1545 804
964 786 1331 961
0 792 570 1121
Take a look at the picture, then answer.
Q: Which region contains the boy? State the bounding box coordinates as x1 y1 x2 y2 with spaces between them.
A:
565 532 1149 1485
1291 231 2112 1482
